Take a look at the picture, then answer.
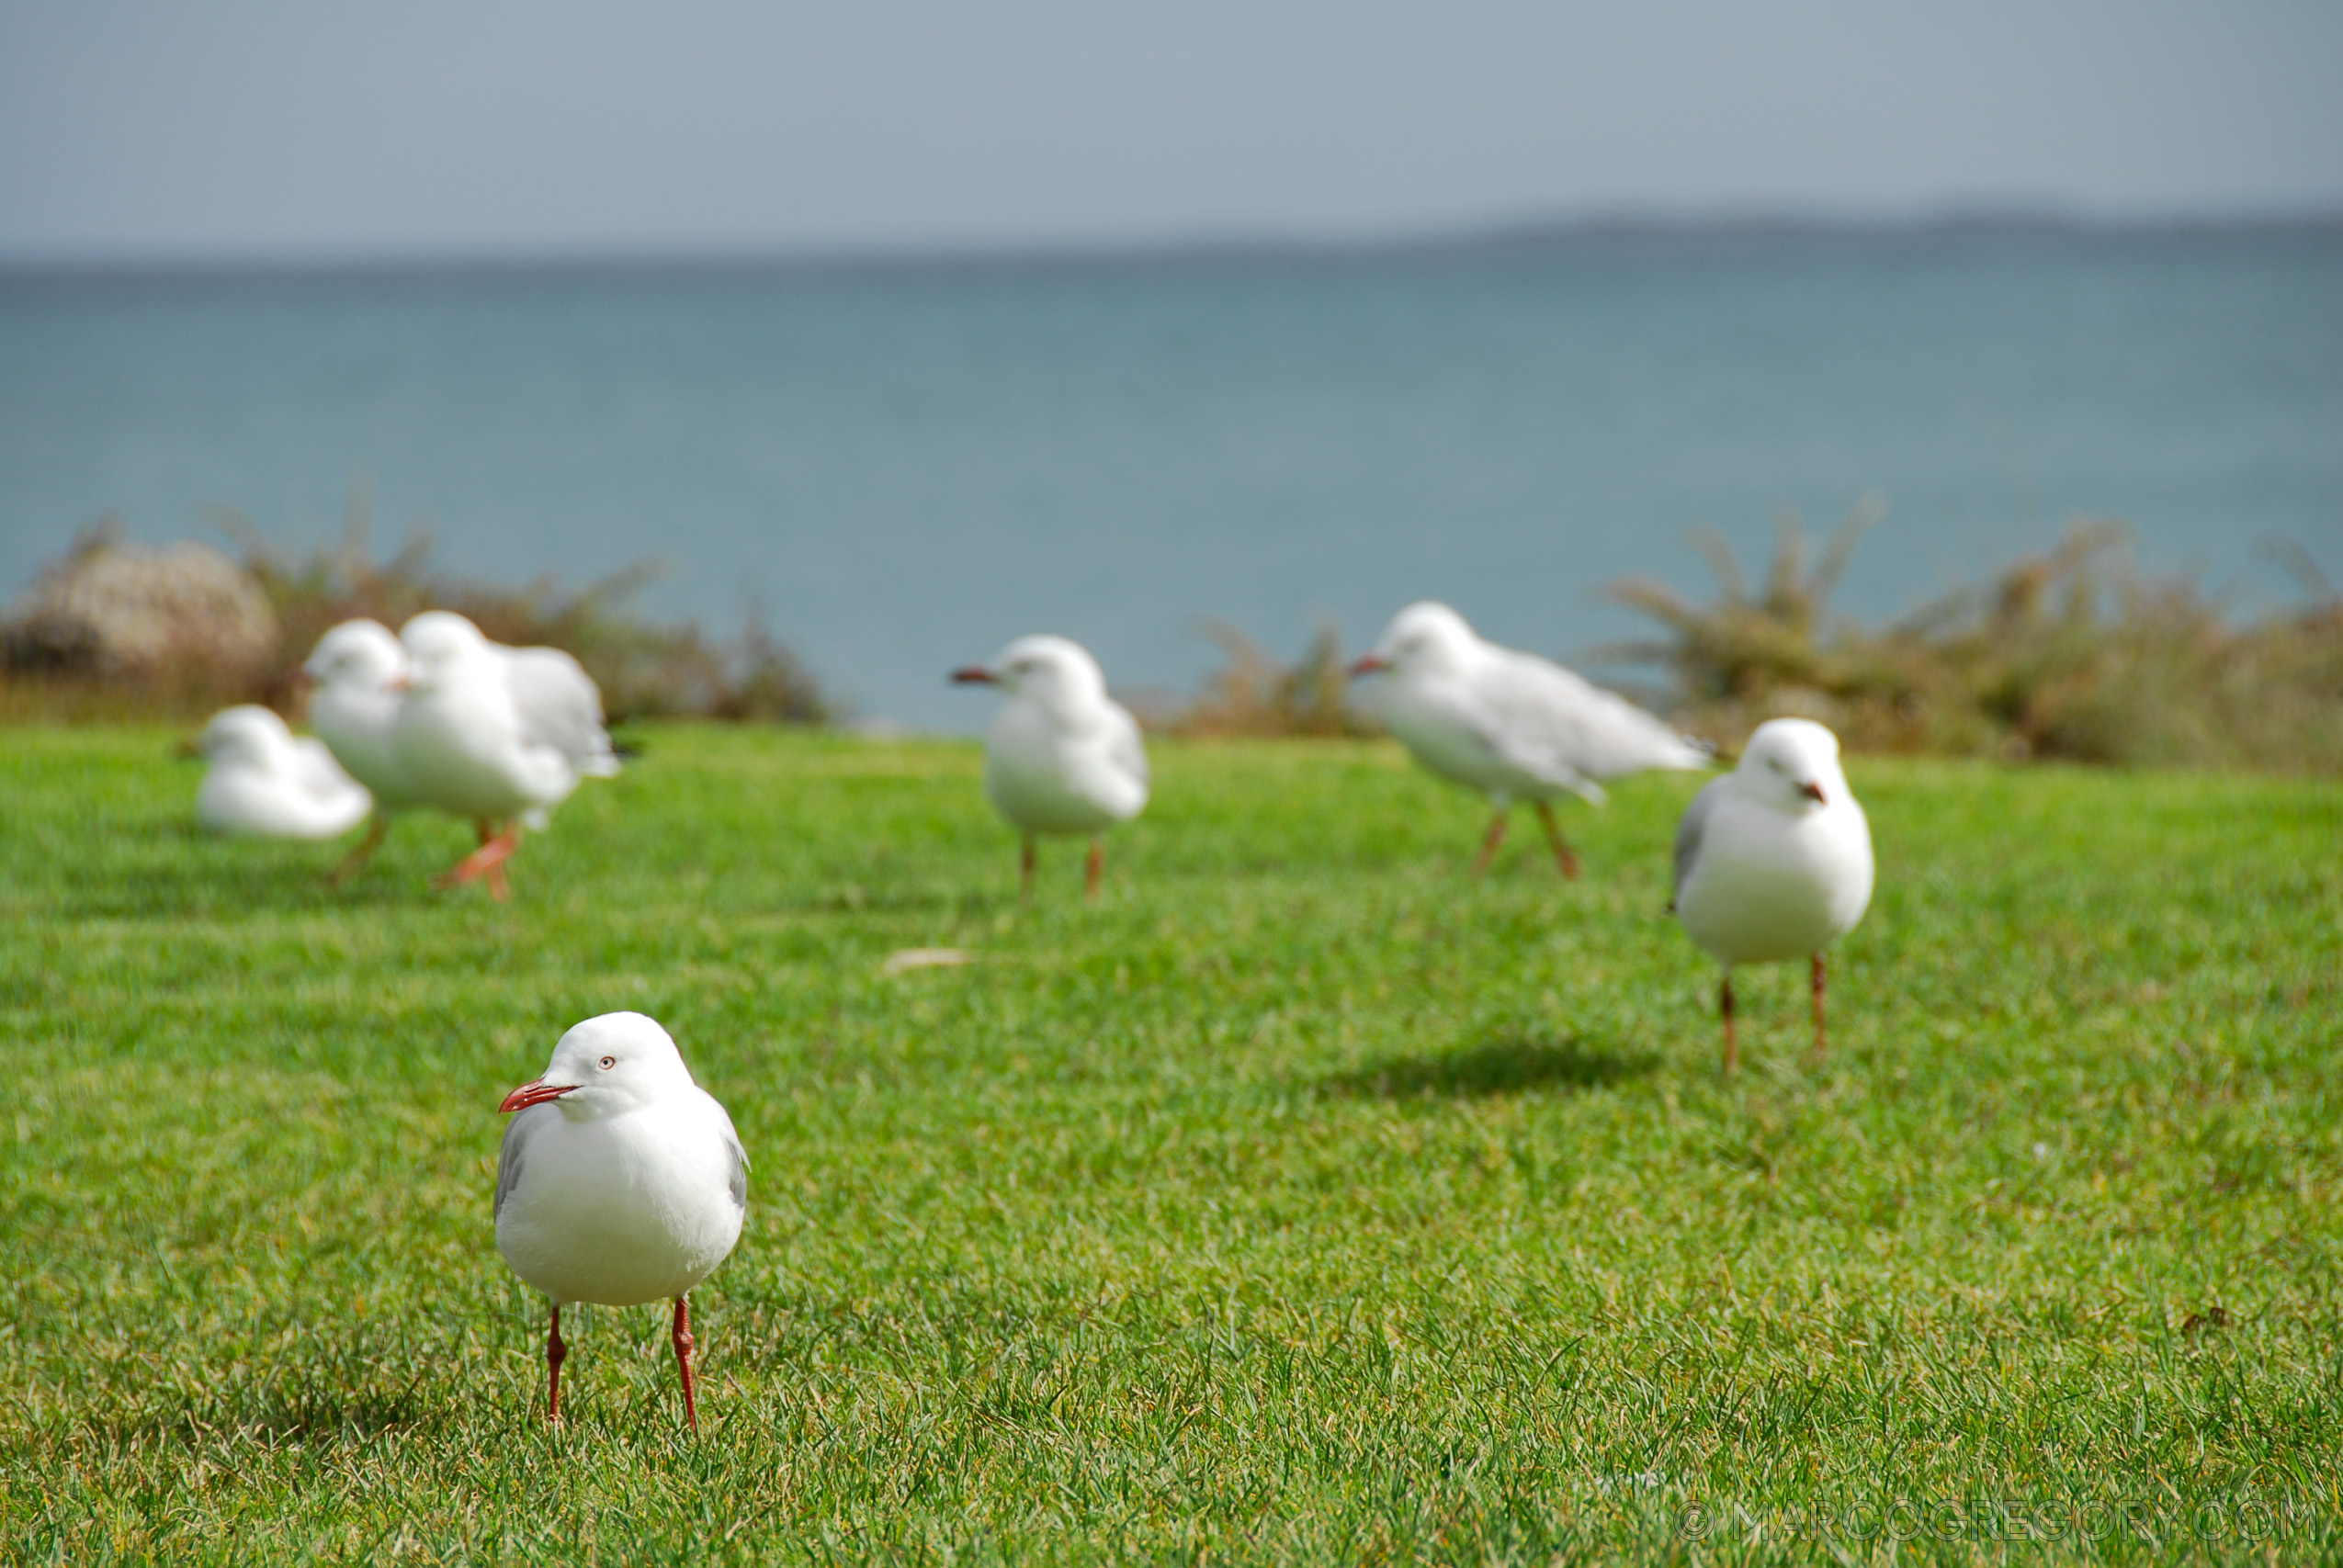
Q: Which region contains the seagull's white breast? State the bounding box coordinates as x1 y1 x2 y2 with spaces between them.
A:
393 669 577 823
1677 791 1874 968
311 681 416 811
982 700 1148 834
495 1092 745 1308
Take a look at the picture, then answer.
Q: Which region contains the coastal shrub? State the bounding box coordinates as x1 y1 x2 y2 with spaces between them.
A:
1 499 832 726
1142 616 1378 738
1599 500 2343 773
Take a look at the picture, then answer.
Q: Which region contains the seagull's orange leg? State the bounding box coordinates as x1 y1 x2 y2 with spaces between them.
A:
546 1303 568 1422
1812 953 1828 1063
1720 973 1738 1076
1532 800 1582 881
1471 807 1511 876
1020 836 1036 899
671 1295 698 1431
436 824 520 898
325 815 387 887
1084 836 1104 900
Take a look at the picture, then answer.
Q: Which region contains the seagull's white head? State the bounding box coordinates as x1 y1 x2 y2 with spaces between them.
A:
1733 717 1850 814
303 619 408 692
499 1011 700 1122
951 635 1110 717
1352 601 1480 680
400 611 494 693
193 705 294 769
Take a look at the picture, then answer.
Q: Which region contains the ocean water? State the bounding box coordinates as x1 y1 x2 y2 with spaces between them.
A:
3 227 2337 729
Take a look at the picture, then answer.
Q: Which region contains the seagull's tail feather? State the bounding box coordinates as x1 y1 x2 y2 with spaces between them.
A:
1655 734 1716 771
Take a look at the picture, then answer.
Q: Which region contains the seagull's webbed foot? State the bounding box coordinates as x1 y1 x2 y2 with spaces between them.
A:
1471 807 1511 877
1532 800 1581 881
671 1295 698 1431
1720 973 1738 1077
325 815 388 888
435 824 521 899
1811 952 1828 1063
546 1303 568 1422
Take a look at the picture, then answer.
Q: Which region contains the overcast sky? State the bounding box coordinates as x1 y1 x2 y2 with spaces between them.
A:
3 1 2339 262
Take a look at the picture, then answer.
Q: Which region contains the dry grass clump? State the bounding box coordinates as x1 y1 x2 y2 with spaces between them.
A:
0 521 282 721
1 500 832 727
1600 499 2343 773
1141 617 1377 738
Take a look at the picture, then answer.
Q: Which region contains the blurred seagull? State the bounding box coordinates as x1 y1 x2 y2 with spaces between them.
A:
1350 602 1709 878
1671 718 1874 1074
495 1012 747 1428
390 611 621 897
951 635 1149 897
301 619 417 884
190 705 374 840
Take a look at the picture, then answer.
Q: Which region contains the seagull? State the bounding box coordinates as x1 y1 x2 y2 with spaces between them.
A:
1349 602 1710 878
189 705 374 840
494 1011 747 1428
301 619 417 885
390 611 621 897
1671 717 1874 1074
951 635 1149 897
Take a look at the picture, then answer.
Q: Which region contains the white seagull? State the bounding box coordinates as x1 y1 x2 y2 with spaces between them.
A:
391 611 622 897
189 705 374 840
495 1011 748 1428
1671 718 1874 1073
1349 602 1710 878
301 619 418 884
951 635 1149 897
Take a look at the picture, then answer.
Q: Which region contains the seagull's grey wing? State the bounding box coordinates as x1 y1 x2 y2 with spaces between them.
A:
1104 702 1150 791
710 1100 750 1211
1446 656 1608 800
495 1102 557 1221
1671 778 1725 912
504 647 620 777
1471 649 1708 789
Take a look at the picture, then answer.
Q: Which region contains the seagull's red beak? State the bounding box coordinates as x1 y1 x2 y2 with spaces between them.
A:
499 1078 576 1113
1347 654 1390 677
1798 781 1828 805
949 665 998 684
386 674 412 693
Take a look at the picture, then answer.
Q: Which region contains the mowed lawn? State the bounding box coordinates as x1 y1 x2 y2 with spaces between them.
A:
2 725 2338 1563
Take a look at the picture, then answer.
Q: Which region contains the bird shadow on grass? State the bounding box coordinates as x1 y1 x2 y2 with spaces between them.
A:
1319 1032 1660 1102
62 855 442 919
103 1387 430 1449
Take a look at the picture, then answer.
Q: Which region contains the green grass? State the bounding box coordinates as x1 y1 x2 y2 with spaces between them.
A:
3 726 2339 1563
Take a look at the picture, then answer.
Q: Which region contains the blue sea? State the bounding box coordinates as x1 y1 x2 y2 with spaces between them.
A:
4 225 2338 728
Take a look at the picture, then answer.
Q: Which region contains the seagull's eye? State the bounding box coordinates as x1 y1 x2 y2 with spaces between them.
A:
598 1055 617 1070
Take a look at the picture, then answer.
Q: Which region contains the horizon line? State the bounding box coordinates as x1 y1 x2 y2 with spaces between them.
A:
4 202 2339 281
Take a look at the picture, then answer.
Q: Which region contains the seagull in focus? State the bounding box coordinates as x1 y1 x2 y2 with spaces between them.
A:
1349 602 1709 878
189 705 374 840
951 635 1149 897
390 611 621 897
1671 718 1874 1074
301 619 418 885
495 1011 747 1429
